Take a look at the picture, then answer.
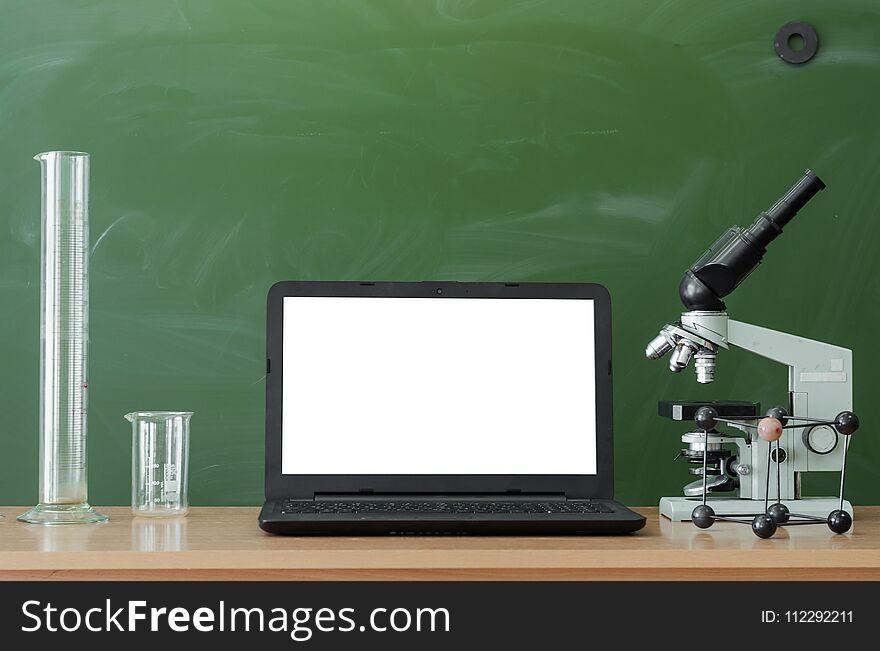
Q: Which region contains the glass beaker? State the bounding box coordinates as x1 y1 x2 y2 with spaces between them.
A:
125 411 192 517
18 151 107 525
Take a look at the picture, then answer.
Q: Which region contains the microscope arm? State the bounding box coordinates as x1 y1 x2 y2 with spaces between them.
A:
727 319 852 415
727 318 853 485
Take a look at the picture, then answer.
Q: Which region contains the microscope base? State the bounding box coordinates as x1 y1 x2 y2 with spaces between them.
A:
660 496 853 522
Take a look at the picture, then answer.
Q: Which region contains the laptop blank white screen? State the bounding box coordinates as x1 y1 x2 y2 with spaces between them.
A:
281 296 597 475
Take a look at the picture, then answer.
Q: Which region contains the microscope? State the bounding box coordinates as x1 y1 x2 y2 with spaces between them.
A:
645 170 861 537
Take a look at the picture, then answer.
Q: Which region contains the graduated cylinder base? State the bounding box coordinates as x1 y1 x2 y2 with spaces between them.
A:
17 502 108 525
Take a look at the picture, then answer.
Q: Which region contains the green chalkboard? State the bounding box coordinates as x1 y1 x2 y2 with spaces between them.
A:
0 0 878 507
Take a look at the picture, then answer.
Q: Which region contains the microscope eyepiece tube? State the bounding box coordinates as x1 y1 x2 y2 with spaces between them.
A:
678 169 826 311
746 169 826 248
764 169 826 229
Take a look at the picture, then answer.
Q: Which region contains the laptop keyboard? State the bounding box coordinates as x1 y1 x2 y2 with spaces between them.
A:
280 500 614 515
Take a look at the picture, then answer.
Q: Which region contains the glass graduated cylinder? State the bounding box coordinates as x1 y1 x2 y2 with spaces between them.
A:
126 412 192 517
19 151 106 525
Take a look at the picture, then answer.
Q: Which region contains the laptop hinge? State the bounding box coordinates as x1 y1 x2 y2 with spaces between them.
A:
283 488 374 501
566 490 593 500
312 492 568 502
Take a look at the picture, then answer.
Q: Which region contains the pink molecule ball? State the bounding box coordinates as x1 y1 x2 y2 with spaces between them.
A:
757 417 783 442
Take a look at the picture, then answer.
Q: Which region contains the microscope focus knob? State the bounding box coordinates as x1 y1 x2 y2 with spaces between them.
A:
803 425 838 455
757 417 783 442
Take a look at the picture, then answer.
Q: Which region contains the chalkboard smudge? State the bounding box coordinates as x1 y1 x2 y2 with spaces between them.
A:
91 213 138 255
572 129 620 136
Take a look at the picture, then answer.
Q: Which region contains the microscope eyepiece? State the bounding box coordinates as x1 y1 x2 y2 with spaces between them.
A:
764 169 826 230
678 169 826 311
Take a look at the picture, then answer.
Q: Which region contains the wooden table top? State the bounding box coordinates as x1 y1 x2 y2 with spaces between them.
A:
1 506 878 580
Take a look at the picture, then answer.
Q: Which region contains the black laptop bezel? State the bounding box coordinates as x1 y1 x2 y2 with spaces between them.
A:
265 281 614 501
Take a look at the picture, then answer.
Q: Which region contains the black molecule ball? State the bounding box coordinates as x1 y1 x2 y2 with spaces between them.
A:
765 405 789 426
691 504 715 529
751 514 778 539
694 406 718 432
767 503 790 525
827 509 852 534
834 411 859 436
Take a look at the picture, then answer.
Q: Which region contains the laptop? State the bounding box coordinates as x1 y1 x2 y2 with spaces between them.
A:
259 281 645 535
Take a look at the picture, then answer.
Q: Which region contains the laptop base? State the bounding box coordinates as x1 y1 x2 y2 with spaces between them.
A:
259 499 646 535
